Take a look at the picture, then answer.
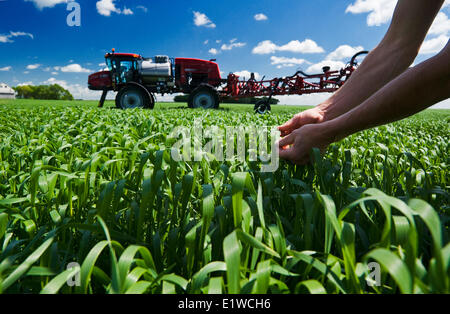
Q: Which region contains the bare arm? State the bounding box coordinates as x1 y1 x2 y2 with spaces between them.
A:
279 0 445 136
279 41 450 164
325 41 450 143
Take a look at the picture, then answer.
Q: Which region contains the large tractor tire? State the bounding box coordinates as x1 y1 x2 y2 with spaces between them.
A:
116 84 154 109
188 84 220 109
254 99 271 114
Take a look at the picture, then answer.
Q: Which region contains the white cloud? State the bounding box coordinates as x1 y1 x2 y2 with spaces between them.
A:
26 64 41 70
270 56 308 68
193 11 216 28
96 0 133 16
59 64 92 73
136 5 148 13
221 41 246 51
42 77 105 100
0 66 11 71
428 12 450 36
122 7 133 15
18 81 34 86
326 45 365 61
432 98 450 109
252 41 278 54
346 0 397 26
24 0 66 10
216 40 222 44
419 34 449 54
0 31 34 43
209 48 219 55
233 71 261 80
96 0 120 16
204 40 209 45
51 72 58 75
252 39 324 54
271 94 450 109
306 60 346 73
254 13 268 21
43 77 69 89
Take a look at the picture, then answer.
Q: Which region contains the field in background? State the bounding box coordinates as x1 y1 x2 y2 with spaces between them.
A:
2 99 449 116
0 99 315 114
0 99 449 294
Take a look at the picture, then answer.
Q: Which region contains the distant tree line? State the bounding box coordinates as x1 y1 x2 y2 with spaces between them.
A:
13 84 74 100
174 95 279 105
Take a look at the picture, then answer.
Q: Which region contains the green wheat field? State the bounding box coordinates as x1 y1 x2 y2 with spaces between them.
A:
0 99 449 294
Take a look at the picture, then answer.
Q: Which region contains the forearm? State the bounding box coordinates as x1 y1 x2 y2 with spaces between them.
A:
323 50 450 142
318 42 417 121
317 0 445 122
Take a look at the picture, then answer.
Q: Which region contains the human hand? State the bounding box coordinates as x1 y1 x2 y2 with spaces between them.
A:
278 107 325 137
278 123 333 165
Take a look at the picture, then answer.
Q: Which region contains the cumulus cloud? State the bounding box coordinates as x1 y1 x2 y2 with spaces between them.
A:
18 81 34 86
346 0 450 29
254 13 268 21
193 11 216 28
0 66 12 71
55 64 92 73
43 77 69 89
252 39 324 54
122 8 134 15
233 70 261 80
0 31 34 43
270 56 309 68
419 34 449 55
428 12 450 36
306 60 346 74
24 0 66 10
96 0 120 16
42 78 105 100
26 64 41 70
221 40 246 51
346 0 397 26
96 0 133 16
209 48 219 55
326 45 365 61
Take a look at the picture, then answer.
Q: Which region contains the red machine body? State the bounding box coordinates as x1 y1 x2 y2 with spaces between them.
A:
175 58 222 89
88 71 112 91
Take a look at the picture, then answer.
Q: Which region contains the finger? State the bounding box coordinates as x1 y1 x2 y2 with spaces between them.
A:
279 147 295 160
278 133 295 148
278 116 299 133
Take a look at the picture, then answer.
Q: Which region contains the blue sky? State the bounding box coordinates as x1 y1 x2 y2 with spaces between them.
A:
0 0 449 107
